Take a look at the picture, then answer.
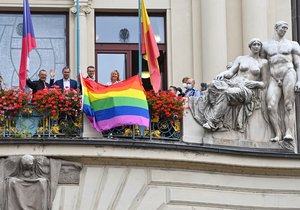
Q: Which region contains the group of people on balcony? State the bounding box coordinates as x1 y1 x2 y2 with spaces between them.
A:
168 77 204 98
1 21 296 149
25 65 122 94
25 68 76 94
188 21 300 150
85 66 121 86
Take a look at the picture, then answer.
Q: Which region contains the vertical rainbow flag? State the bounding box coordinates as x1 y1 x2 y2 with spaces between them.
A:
82 75 150 131
19 0 36 90
141 0 161 93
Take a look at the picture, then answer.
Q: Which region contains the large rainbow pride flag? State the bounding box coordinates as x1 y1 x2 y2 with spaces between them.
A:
81 75 150 131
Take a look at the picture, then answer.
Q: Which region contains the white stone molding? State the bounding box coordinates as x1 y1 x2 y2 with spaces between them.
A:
70 5 91 15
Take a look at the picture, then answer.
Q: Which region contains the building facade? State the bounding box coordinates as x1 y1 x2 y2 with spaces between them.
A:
0 0 300 209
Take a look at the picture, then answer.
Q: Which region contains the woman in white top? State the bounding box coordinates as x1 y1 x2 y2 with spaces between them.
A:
106 70 120 86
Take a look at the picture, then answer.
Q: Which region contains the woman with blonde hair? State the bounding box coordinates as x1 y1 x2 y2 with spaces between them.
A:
106 70 120 85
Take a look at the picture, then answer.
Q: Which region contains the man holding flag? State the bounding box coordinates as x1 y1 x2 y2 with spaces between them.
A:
19 0 36 90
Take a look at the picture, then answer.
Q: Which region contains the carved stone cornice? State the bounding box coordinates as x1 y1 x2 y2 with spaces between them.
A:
71 5 92 15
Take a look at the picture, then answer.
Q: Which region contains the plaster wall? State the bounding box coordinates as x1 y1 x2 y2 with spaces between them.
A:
0 1 297 208
52 165 300 210
0 0 292 90
0 144 300 209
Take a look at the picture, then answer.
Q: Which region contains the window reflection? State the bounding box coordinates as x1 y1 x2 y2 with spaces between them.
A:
97 53 126 84
96 16 165 43
0 14 66 88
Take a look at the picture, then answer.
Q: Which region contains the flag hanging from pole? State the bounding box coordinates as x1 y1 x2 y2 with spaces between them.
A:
19 0 36 90
141 0 161 93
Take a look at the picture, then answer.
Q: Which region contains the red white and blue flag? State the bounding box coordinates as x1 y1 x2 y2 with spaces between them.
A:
19 0 36 90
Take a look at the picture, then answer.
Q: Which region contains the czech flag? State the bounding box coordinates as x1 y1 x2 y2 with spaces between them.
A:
141 0 161 93
19 0 36 90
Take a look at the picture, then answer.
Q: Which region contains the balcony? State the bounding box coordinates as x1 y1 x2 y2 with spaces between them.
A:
0 109 182 141
0 88 183 141
0 87 299 155
0 105 82 138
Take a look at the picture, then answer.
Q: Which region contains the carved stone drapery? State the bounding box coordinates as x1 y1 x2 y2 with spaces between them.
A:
0 155 82 210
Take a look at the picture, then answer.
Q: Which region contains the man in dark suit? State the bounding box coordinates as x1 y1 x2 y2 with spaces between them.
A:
26 69 55 94
86 66 96 80
78 66 96 92
54 67 78 90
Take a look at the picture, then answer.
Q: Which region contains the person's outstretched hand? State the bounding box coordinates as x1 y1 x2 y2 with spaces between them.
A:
50 69 56 78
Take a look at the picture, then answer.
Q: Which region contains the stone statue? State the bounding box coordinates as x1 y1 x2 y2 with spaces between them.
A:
262 21 300 150
189 38 268 131
5 155 50 210
0 155 82 210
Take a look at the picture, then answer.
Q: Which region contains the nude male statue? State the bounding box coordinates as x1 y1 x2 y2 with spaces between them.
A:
262 21 300 146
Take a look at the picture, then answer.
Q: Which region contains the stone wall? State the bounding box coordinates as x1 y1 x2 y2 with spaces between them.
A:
0 144 299 209
53 165 300 209
0 0 292 90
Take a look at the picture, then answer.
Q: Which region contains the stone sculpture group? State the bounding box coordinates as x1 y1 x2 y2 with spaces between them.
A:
189 21 300 151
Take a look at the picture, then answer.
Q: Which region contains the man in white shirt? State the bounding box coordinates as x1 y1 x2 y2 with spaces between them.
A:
54 67 78 90
86 66 96 80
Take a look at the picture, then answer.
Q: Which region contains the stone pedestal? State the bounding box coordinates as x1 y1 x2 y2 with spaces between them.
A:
182 109 204 144
82 115 103 138
183 107 282 150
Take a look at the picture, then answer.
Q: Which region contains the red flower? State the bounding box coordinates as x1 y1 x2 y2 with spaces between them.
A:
0 89 31 117
33 88 82 118
146 90 185 120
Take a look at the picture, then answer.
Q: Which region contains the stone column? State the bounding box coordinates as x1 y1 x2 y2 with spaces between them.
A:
191 0 202 84
71 2 101 138
241 0 268 54
266 0 292 39
200 0 228 82
71 3 92 73
225 0 243 62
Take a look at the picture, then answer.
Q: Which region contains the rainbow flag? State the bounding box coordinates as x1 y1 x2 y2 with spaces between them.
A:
82 75 150 131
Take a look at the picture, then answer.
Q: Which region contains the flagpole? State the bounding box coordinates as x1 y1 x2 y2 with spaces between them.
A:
24 0 29 70
76 0 82 138
139 0 151 140
19 0 36 90
138 0 142 76
76 0 80 78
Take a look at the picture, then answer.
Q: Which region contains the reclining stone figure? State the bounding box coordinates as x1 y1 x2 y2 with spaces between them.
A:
189 38 268 132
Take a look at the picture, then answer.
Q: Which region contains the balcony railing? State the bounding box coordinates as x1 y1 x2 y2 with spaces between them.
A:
0 106 182 141
102 118 182 141
1 105 82 138
0 88 184 141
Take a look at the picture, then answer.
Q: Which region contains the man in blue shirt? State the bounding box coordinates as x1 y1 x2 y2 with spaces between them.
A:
185 78 201 97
